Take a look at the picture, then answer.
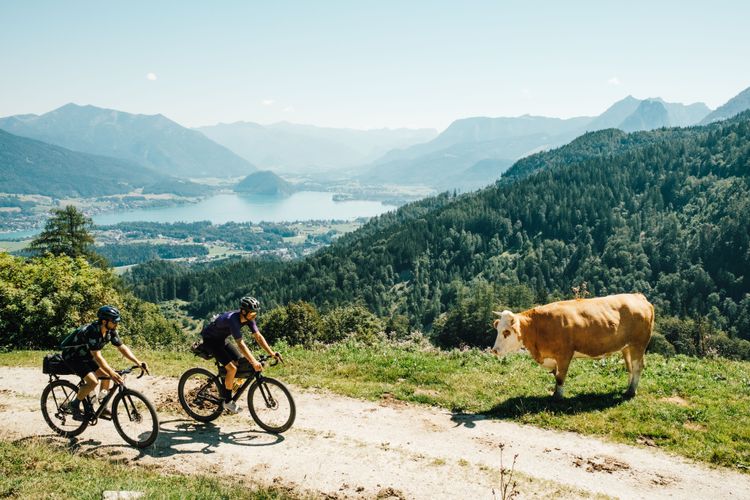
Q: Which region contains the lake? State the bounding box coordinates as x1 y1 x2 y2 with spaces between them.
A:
93 192 392 225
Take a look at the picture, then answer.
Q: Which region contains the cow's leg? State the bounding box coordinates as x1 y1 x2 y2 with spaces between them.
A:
622 347 634 388
625 349 646 398
552 356 572 400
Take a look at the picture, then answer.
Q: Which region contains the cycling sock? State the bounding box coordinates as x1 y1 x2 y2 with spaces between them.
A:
224 387 232 402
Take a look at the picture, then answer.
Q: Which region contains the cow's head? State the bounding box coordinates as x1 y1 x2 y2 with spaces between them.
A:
491 310 523 356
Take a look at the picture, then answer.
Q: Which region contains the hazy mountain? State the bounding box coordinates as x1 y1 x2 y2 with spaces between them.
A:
0 129 202 198
234 170 296 196
362 95 712 189
619 100 671 132
700 86 750 124
374 115 592 166
0 103 255 178
196 121 436 172
583 96 644 131
658 99 711 126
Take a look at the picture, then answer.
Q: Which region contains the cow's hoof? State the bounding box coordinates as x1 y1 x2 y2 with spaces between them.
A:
552 389 564 400
624 389 636 399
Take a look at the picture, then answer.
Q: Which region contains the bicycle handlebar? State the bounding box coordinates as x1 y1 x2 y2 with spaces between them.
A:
258 354 282 367
113 364 148 379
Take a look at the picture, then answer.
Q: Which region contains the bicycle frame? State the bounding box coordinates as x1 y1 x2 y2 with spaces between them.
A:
46 367 143 424
217 361 262 403
216 355 279 406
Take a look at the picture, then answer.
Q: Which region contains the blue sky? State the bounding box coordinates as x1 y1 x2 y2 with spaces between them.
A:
1 1 749 130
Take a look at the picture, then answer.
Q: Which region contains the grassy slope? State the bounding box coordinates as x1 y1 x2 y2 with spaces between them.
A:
0 438 296 499
3 345 749 471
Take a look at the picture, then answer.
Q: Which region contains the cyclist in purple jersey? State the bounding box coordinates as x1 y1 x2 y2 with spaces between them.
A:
200 296 282 413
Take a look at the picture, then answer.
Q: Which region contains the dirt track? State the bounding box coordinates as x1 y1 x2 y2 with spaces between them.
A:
1 366 749 499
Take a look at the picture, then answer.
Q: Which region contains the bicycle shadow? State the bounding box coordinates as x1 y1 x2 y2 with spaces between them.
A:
56 417 284 460
449 391 627 428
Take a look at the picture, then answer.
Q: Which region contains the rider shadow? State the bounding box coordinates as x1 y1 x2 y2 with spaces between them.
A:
143 418 285 459
69 418 284 461
449 391 626 428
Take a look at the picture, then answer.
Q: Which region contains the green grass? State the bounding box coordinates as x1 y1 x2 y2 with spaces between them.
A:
0 438 297 499
5 344 750 471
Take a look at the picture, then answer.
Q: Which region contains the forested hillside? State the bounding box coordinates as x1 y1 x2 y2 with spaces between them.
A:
126 113 750 345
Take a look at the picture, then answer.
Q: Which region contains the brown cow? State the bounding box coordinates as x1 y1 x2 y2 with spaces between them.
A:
491 293 654 398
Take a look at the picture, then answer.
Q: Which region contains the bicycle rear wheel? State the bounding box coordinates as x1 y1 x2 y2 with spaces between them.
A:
247 377 296 433
40 379 88 438
178 367 224 422
112 389 159 448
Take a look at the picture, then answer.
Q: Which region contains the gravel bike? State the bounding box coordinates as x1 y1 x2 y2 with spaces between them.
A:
40 364 159 448
178 352 295 433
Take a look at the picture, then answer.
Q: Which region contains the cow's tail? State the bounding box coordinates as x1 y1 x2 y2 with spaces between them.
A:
647 300 655 338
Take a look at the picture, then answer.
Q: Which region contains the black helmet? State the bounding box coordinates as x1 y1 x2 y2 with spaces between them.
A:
97 305 121 323
240 296 260 312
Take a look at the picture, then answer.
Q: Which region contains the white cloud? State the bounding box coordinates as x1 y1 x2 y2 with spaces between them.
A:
608 76 621 86
261 99 275 106
283 105 295 113
521 88 532 99
146 72 158 81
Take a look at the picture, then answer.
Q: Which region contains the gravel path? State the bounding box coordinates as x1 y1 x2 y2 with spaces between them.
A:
1 367 748 499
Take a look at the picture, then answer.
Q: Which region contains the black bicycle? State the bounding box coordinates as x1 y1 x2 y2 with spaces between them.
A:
178 352 295 433
40 364 159 448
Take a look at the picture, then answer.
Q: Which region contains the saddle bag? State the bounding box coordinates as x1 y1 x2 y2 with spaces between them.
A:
42 353 75 375
190 341 213 360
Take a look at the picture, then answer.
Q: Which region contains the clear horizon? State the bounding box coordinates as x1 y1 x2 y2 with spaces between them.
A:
2 1 749 131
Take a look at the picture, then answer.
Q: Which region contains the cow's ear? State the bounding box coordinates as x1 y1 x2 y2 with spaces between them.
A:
493 319 500 329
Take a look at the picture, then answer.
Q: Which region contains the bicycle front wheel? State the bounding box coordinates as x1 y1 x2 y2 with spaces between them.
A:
247 377 296 433
178 367 224 422
112 389 159 448
40 379 88 438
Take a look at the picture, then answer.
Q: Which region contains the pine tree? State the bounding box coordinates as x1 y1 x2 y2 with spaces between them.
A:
30 206 106 267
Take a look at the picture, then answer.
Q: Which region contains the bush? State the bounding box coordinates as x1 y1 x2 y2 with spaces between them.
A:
322 304 383 344
433 279 498 348
0 253 185 349
257 306 288 345
647 332 676 356
385 313 411 340
705 333 750 361
657 316 700 356
257 300 321 346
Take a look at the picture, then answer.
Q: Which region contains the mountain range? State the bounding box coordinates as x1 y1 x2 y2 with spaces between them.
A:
2 86 749 195
196 121 437 173
0 129 202 198
359 95 715 189
0 104 255 178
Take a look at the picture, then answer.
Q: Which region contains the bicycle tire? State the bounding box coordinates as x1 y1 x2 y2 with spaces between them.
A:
111 388 159 448
178 367 224 422
247 377 296 433
40 379 88 438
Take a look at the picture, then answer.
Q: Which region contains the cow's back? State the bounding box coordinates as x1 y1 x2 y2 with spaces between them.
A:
524 293 654 358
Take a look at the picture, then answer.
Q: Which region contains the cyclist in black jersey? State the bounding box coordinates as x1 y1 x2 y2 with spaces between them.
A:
61 305 149 420
201 296 282 413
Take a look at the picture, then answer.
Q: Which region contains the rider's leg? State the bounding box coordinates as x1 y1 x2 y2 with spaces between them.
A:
223 361 237 401
76 371 98 401
70 371 98 416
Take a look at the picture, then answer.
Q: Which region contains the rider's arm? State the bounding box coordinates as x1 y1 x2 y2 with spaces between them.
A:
253 330 276 357
234 338 262 371
117 344 148 372
91 350 123 384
